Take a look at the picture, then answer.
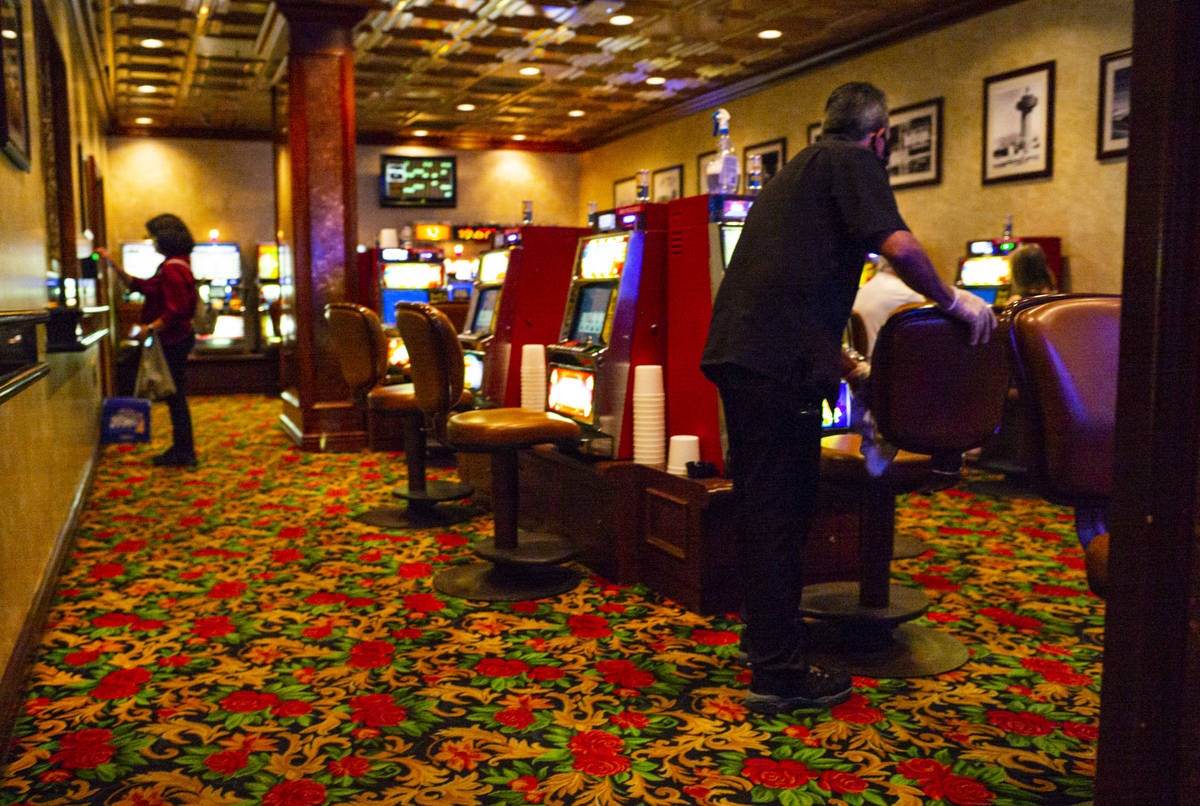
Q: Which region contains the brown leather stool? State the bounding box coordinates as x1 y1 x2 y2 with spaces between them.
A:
325 302 474 526
395 302 584 601
801 305 1010 677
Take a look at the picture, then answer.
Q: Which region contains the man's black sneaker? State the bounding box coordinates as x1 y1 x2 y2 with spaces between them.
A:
745 664 853 713
151 449 197 467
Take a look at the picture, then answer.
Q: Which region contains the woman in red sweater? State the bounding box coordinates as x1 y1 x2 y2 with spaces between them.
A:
99 214 200 467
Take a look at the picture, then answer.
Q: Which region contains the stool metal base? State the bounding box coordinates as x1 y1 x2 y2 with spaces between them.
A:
434 562 581 601
804 620 970 678
392 480 475 504
353 499 478 530
798 581 930 628
891 534 927 559
474 531 577 565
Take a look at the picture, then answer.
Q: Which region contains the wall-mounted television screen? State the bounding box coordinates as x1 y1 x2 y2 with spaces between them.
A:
380 155 457 208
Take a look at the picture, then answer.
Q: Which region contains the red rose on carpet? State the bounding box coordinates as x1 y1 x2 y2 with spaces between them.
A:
403 593 445 613
221 690 281 713
496 708 535 728
156 654 191 667
113 539 147 552
510 775 539 791
207 580 247 599
435 532 468 547
912 573 960 592
263 779 326 806
941 773 996 805
273 700 313 717
350 693 408 726
191 616 235 637
89 563 126 579
398 562 433 578
92 667 151 699
568 730 624 756
572 754 631 776
132 618 164 631
977 608 1044 631
817 770 869 794
567 613 611 639
609 710 649 728
92 612 139 629
64 649 102 666
302 622 332 640
205 749 249 775
179 516 204 527
1033 583 1083 597
476 658 530 677
346 597 377 608
328 756 371 777
1060 721 1099 741
596 659 654 688
742 758 818 789
831 693 885 725
528 666 564 681
692 629 739 645
1020 657 1093 685
49 729 115 770
349 640 395 669
509 601 539 613
305 592 347 606
276 526 307 540
986 709 1057 736
897 758 947 783
272 548 304 563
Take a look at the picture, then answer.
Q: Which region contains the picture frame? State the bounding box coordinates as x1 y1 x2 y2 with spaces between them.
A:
806 121 822 145
696 150 715 194
613 175 637 207
1097 48 1131 160
983 60 1055 184
888 97 942 190
651 164 682 203
743 137 787 189
0 0 30 171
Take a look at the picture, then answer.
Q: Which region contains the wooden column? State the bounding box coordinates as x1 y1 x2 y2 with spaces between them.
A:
1096 1 1200 803
275 1 377 451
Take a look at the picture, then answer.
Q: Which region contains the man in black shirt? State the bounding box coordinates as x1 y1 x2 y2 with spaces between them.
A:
701 82 996 713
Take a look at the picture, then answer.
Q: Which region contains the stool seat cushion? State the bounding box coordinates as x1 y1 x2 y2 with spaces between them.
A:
820 433 931 489
368 383 418 411
448 408 581 450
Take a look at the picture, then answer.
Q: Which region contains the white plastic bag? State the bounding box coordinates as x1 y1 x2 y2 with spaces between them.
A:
134 335 177 401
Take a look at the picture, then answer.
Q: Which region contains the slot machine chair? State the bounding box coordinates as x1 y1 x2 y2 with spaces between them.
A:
394 302 584 601
324 302 475 526
1006 294 1120 596
801 305 1011 677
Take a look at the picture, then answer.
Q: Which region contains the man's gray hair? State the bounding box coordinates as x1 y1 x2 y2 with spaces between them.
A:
822 82 888 141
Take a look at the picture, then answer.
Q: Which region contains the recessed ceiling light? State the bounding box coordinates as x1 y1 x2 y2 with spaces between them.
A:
757 29 782 40
513 134 527 141
456 103 476 111
645 76 665 85
568 109 585 117
519 66 540 76
140 38 164 48
610 14 634 25
413 130 428 137
1 29 16 40
134 117 153 125
137 85 156 93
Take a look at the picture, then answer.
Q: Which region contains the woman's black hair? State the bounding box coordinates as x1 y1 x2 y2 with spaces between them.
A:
1010 243 1055 295
146 213 195 257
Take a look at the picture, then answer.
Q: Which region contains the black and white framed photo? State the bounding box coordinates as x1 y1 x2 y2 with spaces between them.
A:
743 138 786 187
983 61 1055 184
696 150 715 194
888 97 942 189
0 0 30 171
651 164 682 203
806 121 822 145
613 175 637 207
1097 48 1131 160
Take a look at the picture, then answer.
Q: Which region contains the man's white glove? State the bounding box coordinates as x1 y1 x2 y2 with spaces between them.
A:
943 287 998 345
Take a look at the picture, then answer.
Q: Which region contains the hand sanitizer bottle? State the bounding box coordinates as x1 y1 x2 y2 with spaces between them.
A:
706 108 740 194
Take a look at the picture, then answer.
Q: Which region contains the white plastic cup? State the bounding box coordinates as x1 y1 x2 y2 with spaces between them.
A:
521 343 546 368
666 434 701 476
379 228 399 249
633 364 663 396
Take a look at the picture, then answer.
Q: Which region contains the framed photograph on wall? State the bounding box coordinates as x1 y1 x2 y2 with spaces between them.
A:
696 150 715 194
0 0 31 171
888 97 942 189
743 138 787 187
806 121 822 145
1097 48 1131 159
651 164 682 203
613 175 637 207
983 60 1055 184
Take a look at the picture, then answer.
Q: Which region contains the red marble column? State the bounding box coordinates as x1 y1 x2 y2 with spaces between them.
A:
275 1 378 450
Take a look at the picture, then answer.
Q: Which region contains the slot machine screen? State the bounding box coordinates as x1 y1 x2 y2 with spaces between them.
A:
257 243 280 280
211 314 245 340
478 249 510 284
382 262 443 289
579 233 630 279
720 225 742 267
191 243 242 283
381 288 432 325
569 283 613 343
821 380 854 433
463 353 484 391
121 242 165 279
470 287 500 333
958 256 1010 287
261 284 281 302
548 365 594 421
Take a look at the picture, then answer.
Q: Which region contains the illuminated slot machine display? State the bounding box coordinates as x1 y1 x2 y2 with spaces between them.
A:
378 248 446 327
190 242 245 350
957 235 1063 304
443 256 477 301
545 203 669 458
663 193 755 471
257 243 282 346
120 241 165 281
459 247 510 395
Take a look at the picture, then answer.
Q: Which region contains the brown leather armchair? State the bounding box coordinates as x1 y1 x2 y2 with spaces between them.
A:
325 302 474 526
394 301 584 602
1007 294 1120 595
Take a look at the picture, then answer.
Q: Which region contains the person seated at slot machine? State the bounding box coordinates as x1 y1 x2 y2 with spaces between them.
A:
852 254 927 357
701 81 996 714
1008 243 1056 301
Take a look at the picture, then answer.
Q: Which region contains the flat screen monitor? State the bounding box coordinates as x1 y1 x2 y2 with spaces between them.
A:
548 365 594 421
470 287 500 333
579 234 630 280
478 249 509 284
958 255 1010 287
595 212 617 232
822 380 854 433
211 314 245 340
379 154 457 208
382 261 443 290
569 283 614 343
261 283 281 302
257 243 280 280
445 258 477 282
191 243 242 283
463 352 484 391
720 224 742 268
381 288 432 325
121 241 165 279
965 286 999 304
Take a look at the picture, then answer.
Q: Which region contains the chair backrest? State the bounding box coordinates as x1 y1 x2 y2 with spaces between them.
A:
847 310 869 357
324 302 389 398
869 304 1011 455
395 301 466 418
1008 294 1120 504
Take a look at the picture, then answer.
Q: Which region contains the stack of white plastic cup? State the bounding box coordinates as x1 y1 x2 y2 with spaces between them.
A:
631 364 666 465
666 435 701 476
379 228 399 249
520 343 547 411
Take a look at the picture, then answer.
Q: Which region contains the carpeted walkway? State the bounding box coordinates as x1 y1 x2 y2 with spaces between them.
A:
0 395 1101 805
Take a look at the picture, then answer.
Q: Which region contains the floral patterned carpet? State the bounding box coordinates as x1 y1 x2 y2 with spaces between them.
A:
1 395 1102 806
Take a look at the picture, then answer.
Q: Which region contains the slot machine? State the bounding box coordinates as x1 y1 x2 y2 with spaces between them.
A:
664 193 755 471
256 242 282 346
461 225 589 406
377 247 446 327
190 242 245 350
957 235 1063 304
545 203 669 459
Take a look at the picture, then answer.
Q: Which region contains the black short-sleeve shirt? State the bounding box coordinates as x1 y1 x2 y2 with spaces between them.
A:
701 138 908 401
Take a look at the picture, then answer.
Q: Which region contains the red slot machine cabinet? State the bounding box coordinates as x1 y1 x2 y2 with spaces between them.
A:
545 202 669 459
466 225 591 408
665 194 755 472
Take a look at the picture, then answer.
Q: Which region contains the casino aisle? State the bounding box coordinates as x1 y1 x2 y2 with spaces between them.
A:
0 395 1102 805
